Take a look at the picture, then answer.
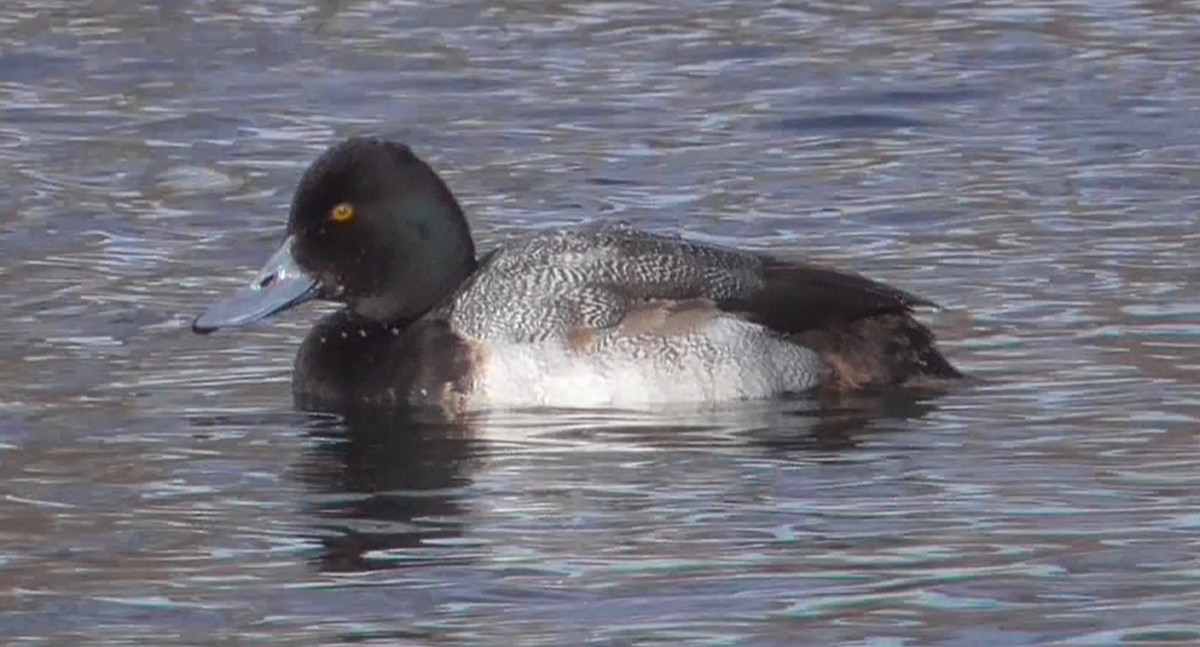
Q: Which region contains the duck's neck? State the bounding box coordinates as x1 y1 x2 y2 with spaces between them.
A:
391 196 477 319
352 170 478 324
391 164 478 318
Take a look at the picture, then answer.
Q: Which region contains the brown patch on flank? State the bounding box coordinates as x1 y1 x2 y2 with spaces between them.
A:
565 326 597 351
619 299 718 337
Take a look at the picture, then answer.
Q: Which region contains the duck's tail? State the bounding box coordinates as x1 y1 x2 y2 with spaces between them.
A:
794 313 963 392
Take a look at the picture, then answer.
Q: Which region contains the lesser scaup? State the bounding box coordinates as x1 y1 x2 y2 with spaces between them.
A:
193 138 961 410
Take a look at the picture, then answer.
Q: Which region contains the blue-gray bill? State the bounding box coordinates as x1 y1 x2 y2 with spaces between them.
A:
192 235 319 334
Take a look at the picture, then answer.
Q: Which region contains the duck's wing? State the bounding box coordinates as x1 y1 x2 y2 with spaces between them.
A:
712 257 937 335
579 224 935 330
453 223 932 338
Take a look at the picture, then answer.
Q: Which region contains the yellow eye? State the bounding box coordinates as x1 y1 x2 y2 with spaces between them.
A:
329 202 355 224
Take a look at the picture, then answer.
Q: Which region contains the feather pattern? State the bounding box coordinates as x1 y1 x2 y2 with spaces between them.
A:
443 222 932 340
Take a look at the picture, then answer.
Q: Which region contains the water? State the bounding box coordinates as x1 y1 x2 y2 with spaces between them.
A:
2 1 1199 644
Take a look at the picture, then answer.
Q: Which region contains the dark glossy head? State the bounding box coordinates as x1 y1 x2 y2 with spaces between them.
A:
193 138 477 333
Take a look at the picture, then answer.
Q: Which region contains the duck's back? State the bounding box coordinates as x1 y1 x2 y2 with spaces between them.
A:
444 223 764 341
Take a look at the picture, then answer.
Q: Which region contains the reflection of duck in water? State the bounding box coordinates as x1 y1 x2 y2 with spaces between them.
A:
292 395 941 572
294 408 480 572
194 138 961 412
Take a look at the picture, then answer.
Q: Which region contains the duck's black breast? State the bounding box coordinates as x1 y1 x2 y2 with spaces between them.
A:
292 310 481 411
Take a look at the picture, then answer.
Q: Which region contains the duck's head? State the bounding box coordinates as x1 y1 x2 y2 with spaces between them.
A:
193 138 476 334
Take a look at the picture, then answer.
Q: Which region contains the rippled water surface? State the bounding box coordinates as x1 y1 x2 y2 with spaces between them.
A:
2 1 1199 644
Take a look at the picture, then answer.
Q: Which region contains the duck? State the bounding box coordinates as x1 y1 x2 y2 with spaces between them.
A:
193 137 962 411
